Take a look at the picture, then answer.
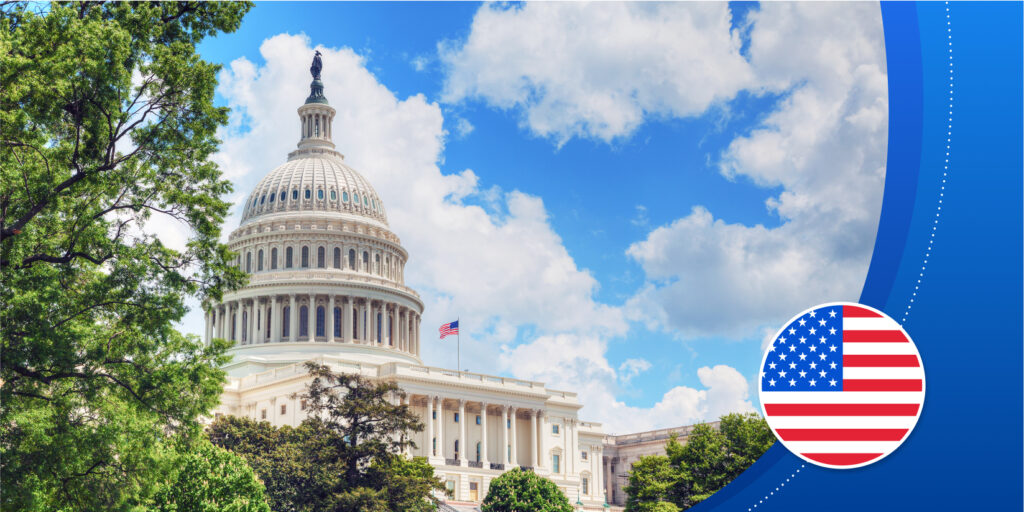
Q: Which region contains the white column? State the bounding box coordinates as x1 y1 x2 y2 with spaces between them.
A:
271 295 279 342
530 410 538 468
289 294 297 342
532 409 540 466
328 295 336 343
204 310 211 344
232 301 241 343
568 420 576 475
249 300 256 344
480 403 489 466
458 399 467 465
537 410 546 470
510 407 518 466
501 406 509 465
307 294 315 341
597 448 606 503
436 397 444 460
426 396 435 457
344 297 353 343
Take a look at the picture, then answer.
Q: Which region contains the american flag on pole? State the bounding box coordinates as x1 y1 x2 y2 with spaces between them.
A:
439 320 459 339
759 303 925 469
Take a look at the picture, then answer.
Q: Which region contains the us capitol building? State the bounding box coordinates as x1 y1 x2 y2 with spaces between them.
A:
202 56 619 510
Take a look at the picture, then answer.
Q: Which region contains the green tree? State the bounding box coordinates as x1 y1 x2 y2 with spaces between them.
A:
480 467 573 512
623 456 680 512
208 363 445 512
150 439 271 512
624 415 775 511
1 2 251 510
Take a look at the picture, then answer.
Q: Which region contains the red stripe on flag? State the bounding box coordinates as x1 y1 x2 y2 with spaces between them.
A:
764 403 920 416
843 355 920 367
843 305 882 317
776 428 909 442
802 453 882 466
843 379 922 392
843 330 908 343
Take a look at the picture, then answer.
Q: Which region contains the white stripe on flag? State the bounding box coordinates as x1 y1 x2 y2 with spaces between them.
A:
842 343 920 355
761 391 925 404
765 416 919 430
842 317 903 330
842 367 926 380
781 440 903 455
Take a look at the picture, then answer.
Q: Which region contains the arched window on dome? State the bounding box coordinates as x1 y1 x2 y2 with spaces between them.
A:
354 193 360 205
317 247 325 268
348 249 356 270
246 252 252 273
304 189 311 200
334 307 342 337
343 191 349 203
269 192 275 203
257 250 264 271
280 191 286 202
330 190 336 201
385 256 390 279
282 307 290 338
317 189 324 200
292 190 298 201
260 195 265 205
301 247 309 268
362 251 369 272
285 247 293 268
333 248 341 269
315 117 320 137
374 254 380 275
271 248 278 270
299 306 309 337
316 306 325 337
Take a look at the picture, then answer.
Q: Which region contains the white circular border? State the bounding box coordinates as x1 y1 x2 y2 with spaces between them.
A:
757 301 926 470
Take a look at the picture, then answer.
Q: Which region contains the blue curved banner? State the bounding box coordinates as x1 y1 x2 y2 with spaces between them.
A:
695 2 1023 509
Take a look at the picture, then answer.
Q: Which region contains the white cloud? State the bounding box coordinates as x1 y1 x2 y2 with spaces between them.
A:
618 358 652 384
440 2 753 144
454 116 474 138
626 3 887 339
500 334 753 433
410 55 429 72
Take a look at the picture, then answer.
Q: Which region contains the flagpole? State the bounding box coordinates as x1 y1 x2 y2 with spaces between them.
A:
457 316 461 377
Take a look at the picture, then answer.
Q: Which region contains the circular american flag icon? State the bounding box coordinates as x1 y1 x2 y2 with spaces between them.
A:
758 302 925 469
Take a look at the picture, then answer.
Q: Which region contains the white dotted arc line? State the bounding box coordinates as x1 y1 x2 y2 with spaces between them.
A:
748 464 804 510
903 3 952 325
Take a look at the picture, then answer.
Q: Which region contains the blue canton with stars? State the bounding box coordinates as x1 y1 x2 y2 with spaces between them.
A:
761 306 844 392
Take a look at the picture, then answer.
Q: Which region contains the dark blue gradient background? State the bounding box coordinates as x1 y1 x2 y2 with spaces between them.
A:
693 3 1023 510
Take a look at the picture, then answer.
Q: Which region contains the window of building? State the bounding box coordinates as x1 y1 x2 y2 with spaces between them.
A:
280 404 287 415
301 246 309 268
454 440 460 459
581 451 588 460
300 400 307 411
582 477 589 494
245 252 252 273
292 190 298 201
552 454 560 473
475 415 481 425
258 249 264 271
333 247 341 269
299 306 309 337
343 191 349 202
432 411 437 419
353 193 360 204
265 307 271 338
286 247 293 268
317 246 325 268
362 251 369 272
280 191 286 202
454 412 459 423
317 189 324 200
282 307 290 338
445 480 455 495
334 307 342 337
552 424 560 435
241 311 247 342
433 438 437 455
269 192 275 203
374 254 380 275
260 195 265 205
330 190 336 201
348 249 356 270
271 248 278 269
507 419 511 429
304 189 311 200
476 442 481 462
316 306 325 337
261 409 267 420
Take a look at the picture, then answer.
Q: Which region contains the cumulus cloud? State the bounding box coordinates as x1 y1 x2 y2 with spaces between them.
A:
500 334 753 433
626 3 887 339
440 2 753 144
618 358 652 384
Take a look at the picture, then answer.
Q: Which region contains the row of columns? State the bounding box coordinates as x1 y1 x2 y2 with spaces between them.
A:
205 295 420 354
422 396 549 470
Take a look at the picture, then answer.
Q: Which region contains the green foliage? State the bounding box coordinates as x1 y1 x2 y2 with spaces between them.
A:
480 467 573 512
208 364 445 512
624 413 775 511
0 1 252 510
149 439 271 512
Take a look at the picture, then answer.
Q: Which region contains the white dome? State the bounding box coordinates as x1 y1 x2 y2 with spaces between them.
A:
241 151 388 227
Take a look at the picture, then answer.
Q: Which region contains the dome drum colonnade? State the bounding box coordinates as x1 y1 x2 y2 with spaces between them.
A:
203 57 423 361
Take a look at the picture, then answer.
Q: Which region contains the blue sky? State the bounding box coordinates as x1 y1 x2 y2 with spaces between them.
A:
180 2 888 432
